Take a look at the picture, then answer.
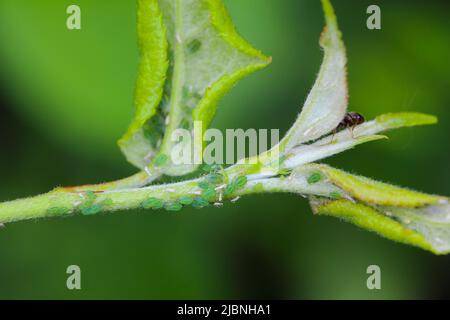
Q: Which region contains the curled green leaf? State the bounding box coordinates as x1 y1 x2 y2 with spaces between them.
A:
312 198 434 253
301 164 449 254
311 164 443 207
118 0 169 168
380 203 450 254
119 0 271 176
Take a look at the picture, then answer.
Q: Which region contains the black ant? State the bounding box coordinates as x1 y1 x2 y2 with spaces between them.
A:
338 112 365 130
330 112 365 142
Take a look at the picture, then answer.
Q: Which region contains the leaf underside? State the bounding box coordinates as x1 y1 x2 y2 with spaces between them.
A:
306 164 449 254
119 0 270 175
279 0 348 152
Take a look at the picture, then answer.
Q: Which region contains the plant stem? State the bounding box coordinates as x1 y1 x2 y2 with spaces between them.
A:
0 169 335 224
57 170 161 192
159 0 185 155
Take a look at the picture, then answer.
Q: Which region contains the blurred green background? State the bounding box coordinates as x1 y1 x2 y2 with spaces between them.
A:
0 0 449 299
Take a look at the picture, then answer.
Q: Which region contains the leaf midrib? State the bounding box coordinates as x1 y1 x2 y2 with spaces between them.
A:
159 0 185 156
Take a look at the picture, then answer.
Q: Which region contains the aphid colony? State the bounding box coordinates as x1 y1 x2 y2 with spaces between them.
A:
46 191 112 217
46 165 248 216
46 110 364 217
142 164 247 212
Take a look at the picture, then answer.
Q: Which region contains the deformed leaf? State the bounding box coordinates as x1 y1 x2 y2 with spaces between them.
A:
309 164 444 207
119 0 271 176
380 203 450 254
118 0 169 169
312 198 435 253
296 162 449 254
280 0 348 152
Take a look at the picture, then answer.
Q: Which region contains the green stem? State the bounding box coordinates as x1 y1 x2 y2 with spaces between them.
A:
57 170 161 192
0 169 335 224
159 0 185 155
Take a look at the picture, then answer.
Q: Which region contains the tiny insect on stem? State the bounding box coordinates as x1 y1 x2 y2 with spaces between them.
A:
330 112 365 142
337 112 365 130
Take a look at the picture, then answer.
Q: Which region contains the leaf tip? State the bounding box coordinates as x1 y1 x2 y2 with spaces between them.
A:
376 112 438 129
321 0 336 20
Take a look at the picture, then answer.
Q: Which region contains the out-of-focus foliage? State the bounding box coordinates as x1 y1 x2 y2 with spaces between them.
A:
0 0 449 299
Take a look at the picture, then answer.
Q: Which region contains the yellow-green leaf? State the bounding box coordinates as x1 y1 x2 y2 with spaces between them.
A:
313 164 443 207
118 0 169 169
312 199 434 253
381 203 450 254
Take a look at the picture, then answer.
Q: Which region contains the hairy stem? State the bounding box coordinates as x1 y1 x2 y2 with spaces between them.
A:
58 170 161 192
0 169 334 224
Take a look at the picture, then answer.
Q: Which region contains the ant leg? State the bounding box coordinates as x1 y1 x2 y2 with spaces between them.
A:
348 126 356 139
328 128 337 144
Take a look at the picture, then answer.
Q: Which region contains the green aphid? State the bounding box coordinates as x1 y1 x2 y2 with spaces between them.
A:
179 196 194 206
198 181 210 190
153 154 169 167
78 191 98 214
307 172 322 184
165 202 183 212
223 184 236 196
192 197 209 209
207 173 223 185
47 207 70 216
101 198 113 207
142 197 164 209
202 189 216 201
330 192 343 199
187 39 202 54
234 176 248 189
201 164 213 172
81 204 103 216
252 182 264 193
84 191 97 203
